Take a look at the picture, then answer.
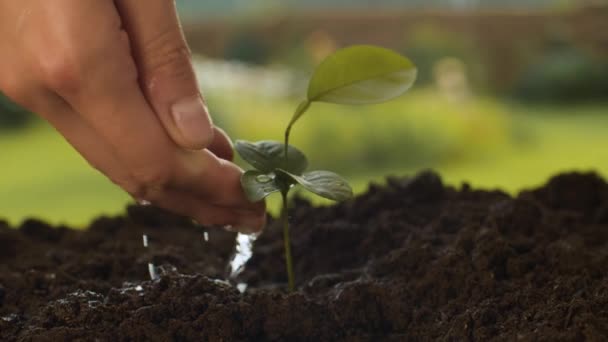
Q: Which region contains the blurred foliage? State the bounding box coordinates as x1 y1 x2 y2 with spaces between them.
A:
1 88 608 226
269 31 337 76
0 93 32 130
209 88 511 175
177 0 580 19
0 121 130 227
400 26 488 91
224 31 271 65
512 45 608 103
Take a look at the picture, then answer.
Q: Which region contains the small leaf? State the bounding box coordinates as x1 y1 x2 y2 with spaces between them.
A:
235 140 308 175
307 45 417 105
276 169 353 202
241 170 281 202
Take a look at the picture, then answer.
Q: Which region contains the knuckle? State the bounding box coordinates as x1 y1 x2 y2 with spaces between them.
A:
39 51 84 93
141 28 193 81
125 166 173 201
0 77 28 106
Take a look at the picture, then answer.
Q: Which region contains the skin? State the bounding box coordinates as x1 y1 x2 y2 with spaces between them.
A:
0 0 266 232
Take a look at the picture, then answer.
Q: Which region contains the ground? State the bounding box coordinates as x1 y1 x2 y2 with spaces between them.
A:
1 171 607 341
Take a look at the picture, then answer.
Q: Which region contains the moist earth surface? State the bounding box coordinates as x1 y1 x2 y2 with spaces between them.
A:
1 171 607 341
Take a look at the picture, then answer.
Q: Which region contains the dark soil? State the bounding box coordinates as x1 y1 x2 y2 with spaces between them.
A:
1 171 608 341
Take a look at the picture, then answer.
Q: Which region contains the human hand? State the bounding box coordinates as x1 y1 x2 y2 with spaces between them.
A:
0 0 266 232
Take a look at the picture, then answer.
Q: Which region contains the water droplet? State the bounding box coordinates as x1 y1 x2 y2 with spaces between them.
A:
236 283 248 293
203 231 209 242
137 199 151 206
255 174 273 183
142 234 149 248
148 263 159 281
135 285 143 292
1 314 18 322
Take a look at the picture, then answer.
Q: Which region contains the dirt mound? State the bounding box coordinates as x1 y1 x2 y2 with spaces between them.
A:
1 171 607 341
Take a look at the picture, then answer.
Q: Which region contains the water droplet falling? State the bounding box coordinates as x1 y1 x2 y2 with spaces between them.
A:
143 233 158 281
148 263 159 281
203 231 209 242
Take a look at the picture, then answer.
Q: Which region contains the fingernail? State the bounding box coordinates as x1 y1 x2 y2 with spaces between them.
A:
171 96 213 148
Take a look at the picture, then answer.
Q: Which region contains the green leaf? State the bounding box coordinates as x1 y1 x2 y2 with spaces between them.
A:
240 170 281 202
235 140 308 175
276 169 353 202
307 45 417 105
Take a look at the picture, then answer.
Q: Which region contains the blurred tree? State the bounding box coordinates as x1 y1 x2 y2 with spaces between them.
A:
176 0 576 20
402 25 487 91
512 45 608 103
224 32 270 64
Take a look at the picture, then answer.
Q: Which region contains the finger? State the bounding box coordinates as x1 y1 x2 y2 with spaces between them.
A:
153 190 266 232
170 148 264 209
115 0 214 150
208 126 234 161
25 90 264 229
40 1 261 213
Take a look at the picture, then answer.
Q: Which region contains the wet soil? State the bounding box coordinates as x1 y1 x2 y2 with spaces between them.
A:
1 171 608 341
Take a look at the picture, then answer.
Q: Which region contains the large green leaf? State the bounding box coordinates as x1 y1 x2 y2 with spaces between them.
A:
276 169 353 202
307 45 417 105
240 170 281 202
235 140 308 175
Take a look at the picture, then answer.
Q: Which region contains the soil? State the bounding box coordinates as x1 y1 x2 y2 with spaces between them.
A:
1 171 608 341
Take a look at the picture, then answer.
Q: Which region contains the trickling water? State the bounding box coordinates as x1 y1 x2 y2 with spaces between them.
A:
228 232 259 279
203 231 209 242
143 234 158 281
236 283 248 293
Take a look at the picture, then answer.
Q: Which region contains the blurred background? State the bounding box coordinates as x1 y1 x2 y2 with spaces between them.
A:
1 0 607 226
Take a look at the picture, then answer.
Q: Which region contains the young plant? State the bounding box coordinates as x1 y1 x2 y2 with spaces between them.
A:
235 45 417 291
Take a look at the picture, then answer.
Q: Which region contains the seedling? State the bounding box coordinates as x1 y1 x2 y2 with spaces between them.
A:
235 45 417 291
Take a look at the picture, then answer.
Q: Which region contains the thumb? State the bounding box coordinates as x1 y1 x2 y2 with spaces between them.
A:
116 0 214 150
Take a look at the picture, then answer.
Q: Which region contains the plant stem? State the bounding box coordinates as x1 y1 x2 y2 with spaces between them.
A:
281 191 295 292
280 100 310 292
284 100 311 162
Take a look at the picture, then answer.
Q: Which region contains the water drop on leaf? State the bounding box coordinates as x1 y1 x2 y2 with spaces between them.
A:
255 174 273 183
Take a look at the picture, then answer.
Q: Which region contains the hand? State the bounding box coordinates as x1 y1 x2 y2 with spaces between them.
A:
0 0 265 232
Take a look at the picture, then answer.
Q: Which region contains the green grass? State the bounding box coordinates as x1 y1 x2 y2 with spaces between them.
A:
0 123 129 228
1 90 607 227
